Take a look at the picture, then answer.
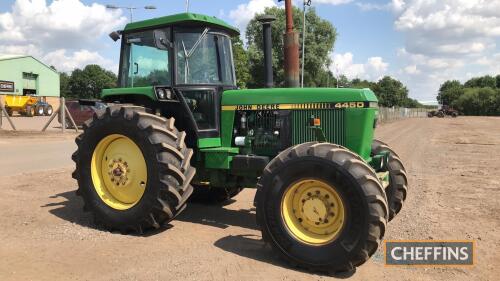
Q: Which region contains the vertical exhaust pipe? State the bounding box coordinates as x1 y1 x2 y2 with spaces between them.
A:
258 15 276 88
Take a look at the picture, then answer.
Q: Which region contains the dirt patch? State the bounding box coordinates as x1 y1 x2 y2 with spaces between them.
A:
0 117 498 280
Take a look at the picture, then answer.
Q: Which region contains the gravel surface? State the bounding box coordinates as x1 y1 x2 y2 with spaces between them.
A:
0 117 498 281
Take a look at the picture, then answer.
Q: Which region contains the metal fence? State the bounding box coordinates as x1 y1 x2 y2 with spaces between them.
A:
377 107 428 124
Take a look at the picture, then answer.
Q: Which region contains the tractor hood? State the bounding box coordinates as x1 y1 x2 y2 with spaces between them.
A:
222 88 378 108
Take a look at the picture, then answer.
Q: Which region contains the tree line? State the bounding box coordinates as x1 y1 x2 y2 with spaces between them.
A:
59 7 419 108
438 75 500 116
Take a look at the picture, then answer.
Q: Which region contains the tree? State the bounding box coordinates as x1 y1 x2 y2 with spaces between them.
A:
245 6 337 87
59 72 71 97
464 75 496 88
68 65 117 99
437 80 463 106
376 76 409 107
232 36 251 89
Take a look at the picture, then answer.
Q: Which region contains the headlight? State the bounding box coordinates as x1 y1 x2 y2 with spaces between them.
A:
157 89 166 99
156 88 173 100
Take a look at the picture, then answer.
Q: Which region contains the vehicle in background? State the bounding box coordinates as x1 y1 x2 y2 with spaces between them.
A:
59 100 107 127
4 95 53 117
427 105 459 118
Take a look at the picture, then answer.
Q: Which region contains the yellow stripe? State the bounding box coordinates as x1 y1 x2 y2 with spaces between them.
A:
221 102 374 111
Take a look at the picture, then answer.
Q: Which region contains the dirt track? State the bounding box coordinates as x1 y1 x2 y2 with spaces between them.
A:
0 117 499 281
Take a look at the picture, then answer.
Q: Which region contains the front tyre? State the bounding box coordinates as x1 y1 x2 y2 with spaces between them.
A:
255 142 388 273
72 106 195 232
371 139 408 221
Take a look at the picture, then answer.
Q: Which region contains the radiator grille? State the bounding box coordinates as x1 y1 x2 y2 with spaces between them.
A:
292 109 346 146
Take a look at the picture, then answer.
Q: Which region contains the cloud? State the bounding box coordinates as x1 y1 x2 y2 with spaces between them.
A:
312 0 354 4
228 0 276 34
357 0 500 101
0 0 127 72
42 49 117 73
356 0 405 12
331 52 389 80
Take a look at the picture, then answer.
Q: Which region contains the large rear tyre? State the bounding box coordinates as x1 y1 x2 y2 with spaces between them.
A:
190 185 242 204
72 106 195 232
371 139 408 221
255 142 388 273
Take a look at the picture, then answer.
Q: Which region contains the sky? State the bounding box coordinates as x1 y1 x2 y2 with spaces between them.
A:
0 0 499 102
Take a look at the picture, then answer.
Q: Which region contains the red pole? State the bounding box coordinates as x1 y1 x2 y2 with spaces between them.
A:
283 0 300 87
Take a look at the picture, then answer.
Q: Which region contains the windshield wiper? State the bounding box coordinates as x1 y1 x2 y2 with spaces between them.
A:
181 28 209 83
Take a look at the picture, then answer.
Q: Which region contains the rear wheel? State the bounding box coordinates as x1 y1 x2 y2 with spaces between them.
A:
427 112 433 118
437 111 445 118
190 185 242 204
371 139 408 221
6 107 13 116
72 106 195 232
255 142 388 273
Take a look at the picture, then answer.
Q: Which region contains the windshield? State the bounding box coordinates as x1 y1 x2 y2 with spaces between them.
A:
120 28 171 87
175 30 235 85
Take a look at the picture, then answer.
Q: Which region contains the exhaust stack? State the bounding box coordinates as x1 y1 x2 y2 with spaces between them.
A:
258 15 276 88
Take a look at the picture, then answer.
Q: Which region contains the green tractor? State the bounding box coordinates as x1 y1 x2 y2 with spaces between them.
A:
72 13 408 272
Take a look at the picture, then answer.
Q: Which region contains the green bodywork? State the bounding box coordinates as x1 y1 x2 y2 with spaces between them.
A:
101 12 385 189
124 13 239 35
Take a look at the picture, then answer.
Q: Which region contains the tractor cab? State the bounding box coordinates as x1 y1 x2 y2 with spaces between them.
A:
105 13 239 145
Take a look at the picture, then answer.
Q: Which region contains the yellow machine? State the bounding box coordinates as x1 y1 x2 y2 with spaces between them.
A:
4 95 53 117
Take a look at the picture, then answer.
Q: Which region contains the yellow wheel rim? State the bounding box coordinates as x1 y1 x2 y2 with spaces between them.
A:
91 134 148 210
281 179 345 245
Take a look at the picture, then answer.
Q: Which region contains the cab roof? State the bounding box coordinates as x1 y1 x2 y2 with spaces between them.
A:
124 12 239 36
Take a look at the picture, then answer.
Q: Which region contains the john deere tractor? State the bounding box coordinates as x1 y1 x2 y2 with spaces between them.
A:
72 13 408 273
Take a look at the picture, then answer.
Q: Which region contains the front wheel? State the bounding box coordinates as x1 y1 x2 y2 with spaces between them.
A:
255 142 388 273
371 139 408 221
35 105 45 116
44 105 53 116
72 106 195 232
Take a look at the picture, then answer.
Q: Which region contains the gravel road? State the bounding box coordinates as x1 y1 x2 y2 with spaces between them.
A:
0 117 498 281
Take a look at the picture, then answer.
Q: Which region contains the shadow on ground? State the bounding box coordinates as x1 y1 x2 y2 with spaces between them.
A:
41 190 172 236
42 190 355 277
177 202 259 231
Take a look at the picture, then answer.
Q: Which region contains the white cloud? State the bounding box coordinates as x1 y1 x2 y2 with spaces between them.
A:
313 0 353 4
0 0 126 72
357 0 405 12
363 0 500 101
228 0 276 34
404 65 420 74
42 49 116 72
331 52 389 80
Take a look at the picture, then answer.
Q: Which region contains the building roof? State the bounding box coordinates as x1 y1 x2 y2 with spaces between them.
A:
0 54 58 74
124 12 239 35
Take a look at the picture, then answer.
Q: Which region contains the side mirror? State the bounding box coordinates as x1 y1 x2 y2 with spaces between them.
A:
109 31 121 42
153 29 172 50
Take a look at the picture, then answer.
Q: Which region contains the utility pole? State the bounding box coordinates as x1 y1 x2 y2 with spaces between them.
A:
186 0 190 12
301 0 311 88
283 0 300 88
106 5 157 23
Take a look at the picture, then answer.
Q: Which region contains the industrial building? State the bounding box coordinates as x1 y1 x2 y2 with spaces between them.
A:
0 55 60 99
